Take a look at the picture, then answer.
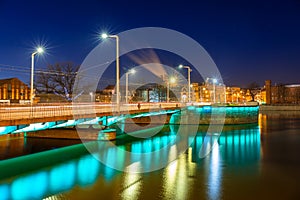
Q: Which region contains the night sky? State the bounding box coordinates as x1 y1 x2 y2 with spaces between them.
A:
0 0 300 87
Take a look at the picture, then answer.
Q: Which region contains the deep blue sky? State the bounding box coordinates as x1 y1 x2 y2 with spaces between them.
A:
0 0 300 87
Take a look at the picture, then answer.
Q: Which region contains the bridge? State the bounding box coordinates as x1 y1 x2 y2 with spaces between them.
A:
0 103 182 137
0 102 259 139
0 103 181 125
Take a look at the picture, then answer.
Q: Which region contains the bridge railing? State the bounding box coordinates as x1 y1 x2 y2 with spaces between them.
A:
0 102 181 122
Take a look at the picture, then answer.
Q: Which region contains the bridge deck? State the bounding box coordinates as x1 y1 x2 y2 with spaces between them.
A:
0 103 181 126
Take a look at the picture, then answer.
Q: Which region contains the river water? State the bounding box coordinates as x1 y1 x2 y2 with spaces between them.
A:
0 111 300 200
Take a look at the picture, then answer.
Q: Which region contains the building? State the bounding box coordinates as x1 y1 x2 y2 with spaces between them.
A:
199 83 211 102
180 86 188 102
132 83 168 102
181 81 262 104
226 87 247 103
0 78 30 103
191 83 200 102
95 85 114 103
264 80 300 104
180 83 200 102
199 81 226 103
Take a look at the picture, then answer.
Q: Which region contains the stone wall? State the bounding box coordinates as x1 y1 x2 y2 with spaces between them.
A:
260 105 300 111
170 106 259 125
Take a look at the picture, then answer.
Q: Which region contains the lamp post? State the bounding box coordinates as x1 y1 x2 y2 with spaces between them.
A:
30 47 44 104
125 69 135 104
89 92 93 102
224 86 227 103
179 65 192 102
101 33 120 111
212 78 217 103
167 81 170 103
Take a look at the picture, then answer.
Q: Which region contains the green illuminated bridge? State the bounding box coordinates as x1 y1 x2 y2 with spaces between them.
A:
0 103 259 139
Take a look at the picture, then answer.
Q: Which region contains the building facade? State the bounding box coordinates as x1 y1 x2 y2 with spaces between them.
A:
0 78 30 103
95 85 114 103
199 81 227 103
264 80 300 104
180 83 200 102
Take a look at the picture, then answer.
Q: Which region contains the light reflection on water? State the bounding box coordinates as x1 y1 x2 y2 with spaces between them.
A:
120 173 142 200
0 124 261 200
207 143 222 200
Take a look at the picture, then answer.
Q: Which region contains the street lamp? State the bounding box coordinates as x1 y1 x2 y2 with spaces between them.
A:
125 69 135 104
212 78 217 103
30 47 44 104
167 77 176 103
179 65 192 102
206 77 227 103
89 92 94 102
101 33 120 111
224 85 227 104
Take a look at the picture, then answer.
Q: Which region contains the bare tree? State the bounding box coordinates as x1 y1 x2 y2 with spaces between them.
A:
247 82 261 101
35 62 80 101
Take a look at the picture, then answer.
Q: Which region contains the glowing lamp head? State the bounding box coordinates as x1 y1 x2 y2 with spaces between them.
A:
212 78 217 84
129 69 136 74
101 33 109 39
179 64 183 69
170 77 176 84
36 47 44 54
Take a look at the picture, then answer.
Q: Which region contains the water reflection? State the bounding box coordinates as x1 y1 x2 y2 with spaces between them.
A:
0 184 10 200
163 157 189 200
121 173 142 200
191 126 261 165
207 144 222 200
0 124 261 200
11 171 48 199
0 134 82 161
77 155 100 186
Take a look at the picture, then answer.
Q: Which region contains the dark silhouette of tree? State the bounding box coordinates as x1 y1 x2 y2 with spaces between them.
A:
35 62 80 101
247 82 261 101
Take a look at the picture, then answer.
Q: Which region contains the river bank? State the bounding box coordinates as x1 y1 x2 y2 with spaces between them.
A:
260 105 300 111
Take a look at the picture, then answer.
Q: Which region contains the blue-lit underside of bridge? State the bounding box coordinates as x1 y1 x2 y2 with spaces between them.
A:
0 106 259 136
0 109 180 135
